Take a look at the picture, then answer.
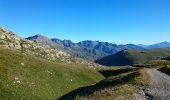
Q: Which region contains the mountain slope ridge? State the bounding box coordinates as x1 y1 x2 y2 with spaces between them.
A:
96 48 170 66
139 41 170 49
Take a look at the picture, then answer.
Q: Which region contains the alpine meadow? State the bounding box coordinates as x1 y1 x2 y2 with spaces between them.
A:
0 0 170 100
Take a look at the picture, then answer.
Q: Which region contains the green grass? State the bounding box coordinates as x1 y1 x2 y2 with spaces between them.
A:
0 47 104 100
86 68 149 100
70 67 152 100
100 84 139 100
98 67 138 78
131 68 150 86
59 67 145 100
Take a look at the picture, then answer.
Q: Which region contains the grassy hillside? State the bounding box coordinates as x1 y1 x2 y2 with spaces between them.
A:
0 47 104 100
96 48 170 66
59 68 149 100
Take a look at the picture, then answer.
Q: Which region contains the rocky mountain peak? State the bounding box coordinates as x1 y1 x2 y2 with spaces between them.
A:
26 34 50 41
26 34 54 48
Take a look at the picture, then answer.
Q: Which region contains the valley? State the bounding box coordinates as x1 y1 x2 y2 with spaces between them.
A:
1 0 170 99
0 27 170 100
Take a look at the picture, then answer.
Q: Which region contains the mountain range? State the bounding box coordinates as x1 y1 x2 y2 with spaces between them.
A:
139 41 170 49
26 34 144 60
26 34 170 60
2 26 170 66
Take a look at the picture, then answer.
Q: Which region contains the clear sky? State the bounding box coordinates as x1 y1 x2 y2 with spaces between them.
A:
0 0 170 44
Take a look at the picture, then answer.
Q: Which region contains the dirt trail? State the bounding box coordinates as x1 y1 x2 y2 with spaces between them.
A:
144 69 170 100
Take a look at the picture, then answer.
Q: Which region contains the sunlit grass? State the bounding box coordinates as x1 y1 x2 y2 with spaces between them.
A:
0 47 104 100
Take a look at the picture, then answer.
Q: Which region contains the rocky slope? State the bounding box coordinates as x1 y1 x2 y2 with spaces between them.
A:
0 27 71 62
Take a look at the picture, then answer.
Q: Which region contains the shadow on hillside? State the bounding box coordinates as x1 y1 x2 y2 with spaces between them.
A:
57 71 140 100
99 68 135 78
158 67 170 75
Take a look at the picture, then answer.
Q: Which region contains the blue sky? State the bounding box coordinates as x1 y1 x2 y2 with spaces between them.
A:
0 0 170 44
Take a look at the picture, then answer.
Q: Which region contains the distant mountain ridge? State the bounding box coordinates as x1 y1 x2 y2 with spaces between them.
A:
139 41 170 49
147 41 170 48
27 34 144 59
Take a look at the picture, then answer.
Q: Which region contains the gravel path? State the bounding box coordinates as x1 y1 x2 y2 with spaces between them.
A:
144 69 170 100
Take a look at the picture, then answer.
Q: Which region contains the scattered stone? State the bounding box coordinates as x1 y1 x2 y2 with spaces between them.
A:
14 77 19 80
46 70 53 75
16 80 21 83
21 62 24 66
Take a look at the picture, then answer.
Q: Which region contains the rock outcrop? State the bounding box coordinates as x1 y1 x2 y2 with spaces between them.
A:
0 27 70 62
